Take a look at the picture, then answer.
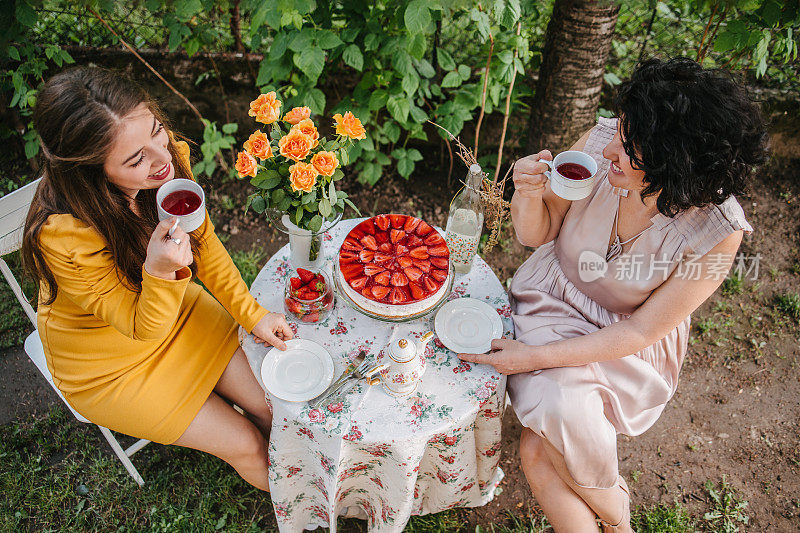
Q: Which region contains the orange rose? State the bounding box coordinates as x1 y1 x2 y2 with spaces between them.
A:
243 130 273 160
278 129 314 162
332 111 366 140
235 151 257 178
248 92 281 125
290 118 319 148
289 162 319 193
311 151 339 177
284 106 311 125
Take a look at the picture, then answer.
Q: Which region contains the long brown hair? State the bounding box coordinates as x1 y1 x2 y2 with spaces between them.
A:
22 67 197 305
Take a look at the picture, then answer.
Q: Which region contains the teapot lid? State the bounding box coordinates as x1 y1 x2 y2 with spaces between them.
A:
389 338 416 363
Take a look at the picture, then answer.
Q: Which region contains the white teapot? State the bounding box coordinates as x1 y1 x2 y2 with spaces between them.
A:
373 331 434 397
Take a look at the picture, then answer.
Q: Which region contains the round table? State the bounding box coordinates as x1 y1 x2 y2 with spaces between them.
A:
241 218 514 533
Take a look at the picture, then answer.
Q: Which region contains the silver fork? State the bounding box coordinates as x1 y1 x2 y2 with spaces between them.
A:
310 357 371 408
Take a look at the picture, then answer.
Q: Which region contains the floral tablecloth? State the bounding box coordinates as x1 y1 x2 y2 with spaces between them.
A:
241 218 514 532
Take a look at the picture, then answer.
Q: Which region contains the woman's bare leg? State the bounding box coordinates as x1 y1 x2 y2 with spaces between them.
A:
172 392 270 490
520 429 599 532
213 348 272 436
541 439 632 531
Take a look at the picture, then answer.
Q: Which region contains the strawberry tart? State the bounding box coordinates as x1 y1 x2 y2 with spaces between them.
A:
337 214 452 319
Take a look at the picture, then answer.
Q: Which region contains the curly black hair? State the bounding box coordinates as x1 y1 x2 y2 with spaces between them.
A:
615 57 769 217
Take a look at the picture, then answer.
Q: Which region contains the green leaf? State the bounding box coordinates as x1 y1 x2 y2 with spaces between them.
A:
317 30 343 50
175 0 202 22
392 50 415 76
15 1 37 27
222 123 238 134
308 214 323 232
343 44 364 71
457 64 471 80
364 33 380 52
319 197 332 217
251 195 266 213
272 188 286 205
339 148 349 166
294 47 326 80
192 161 206 177
405 0 432 34
415 58 436 78
368 89 389 111
407 148 423 161
402 73 419 96
305 88 326 115
387 95 410 123
437 47 455 71
407 32 427 59
343 198 362 215
8 46 20 61
409 103 428 123
333 168 345 181
301 190 316 204
441 71 462 88
328 180 337 204
397 156 414 178
288 30 314 52
384 121 401 143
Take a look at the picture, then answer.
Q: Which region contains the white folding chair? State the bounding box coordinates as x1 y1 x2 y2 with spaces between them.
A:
0 178 149 486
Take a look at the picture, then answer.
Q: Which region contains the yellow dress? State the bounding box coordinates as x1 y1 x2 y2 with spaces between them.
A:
36 142 268 444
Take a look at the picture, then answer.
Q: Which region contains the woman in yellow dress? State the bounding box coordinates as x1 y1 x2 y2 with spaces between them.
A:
21 67 292 491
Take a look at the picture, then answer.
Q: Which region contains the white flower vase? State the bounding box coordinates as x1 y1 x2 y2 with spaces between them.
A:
282 214 325 270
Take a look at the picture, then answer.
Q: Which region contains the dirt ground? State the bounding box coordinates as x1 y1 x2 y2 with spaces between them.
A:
1 69 799 529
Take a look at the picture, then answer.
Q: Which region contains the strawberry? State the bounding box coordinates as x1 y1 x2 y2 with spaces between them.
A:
423 277 438 292
364 264 385 276
359 249 375 262
403 216 421 233
391 272 409 287
297 268 316 284
404 266 423 282
374 271 391 286
389 214 406 229
360 235 378 251
395 244 409 255
357 220 375 235
389 287 406 304
284 298 303 314
424 232 444 246
409 282 425 300
301 311 320 323
339 251 359 262
372 285 391 300
406 235 423 247
340 263 363 280
375 215 390 231
431 269 448 282
413 259 431 273
409 246 430 259
430 257 449 269
428 244 449 256
397 256 414 269
342 238 362 251
378 242 392 252
314 280 326 292
361 287 373 298
290 277 303 290
374 252 392 263
305 289 321 300
416 221 433 236
390 229 406 243
375 231 389 244
351 276 369 290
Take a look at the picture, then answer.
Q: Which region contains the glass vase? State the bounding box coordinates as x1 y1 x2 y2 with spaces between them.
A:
267 210 342 270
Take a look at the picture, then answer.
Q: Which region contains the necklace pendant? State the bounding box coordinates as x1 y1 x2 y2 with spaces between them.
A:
605 237 622 262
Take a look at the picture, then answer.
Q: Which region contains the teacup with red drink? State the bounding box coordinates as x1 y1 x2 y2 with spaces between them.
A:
537 150 598 201
156 178 206 232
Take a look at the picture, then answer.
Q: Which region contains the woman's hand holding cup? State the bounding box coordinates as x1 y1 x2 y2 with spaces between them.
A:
513 150 553 198
144 217 193 280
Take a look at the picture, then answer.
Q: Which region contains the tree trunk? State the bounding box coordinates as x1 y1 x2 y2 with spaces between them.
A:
526 0 619 153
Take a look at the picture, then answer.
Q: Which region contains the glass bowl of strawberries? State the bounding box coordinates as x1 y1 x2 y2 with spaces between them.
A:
284 267 335 323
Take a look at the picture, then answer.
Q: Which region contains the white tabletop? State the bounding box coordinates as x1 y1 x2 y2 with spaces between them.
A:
241 218 513 532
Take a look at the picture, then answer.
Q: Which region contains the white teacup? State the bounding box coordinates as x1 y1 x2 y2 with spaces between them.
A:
156 179 206 233
538 150 598 201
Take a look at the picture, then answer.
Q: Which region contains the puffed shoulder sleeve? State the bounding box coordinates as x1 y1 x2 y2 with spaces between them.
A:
677 196 753 259
39 214 192 341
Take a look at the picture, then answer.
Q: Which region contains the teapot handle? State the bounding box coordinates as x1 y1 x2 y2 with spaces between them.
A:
420 331 434 343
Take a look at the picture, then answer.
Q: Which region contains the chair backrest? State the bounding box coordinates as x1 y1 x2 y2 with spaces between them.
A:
0 178 42 326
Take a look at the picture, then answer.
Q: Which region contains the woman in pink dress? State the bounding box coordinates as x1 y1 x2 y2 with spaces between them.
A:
459 58 768 531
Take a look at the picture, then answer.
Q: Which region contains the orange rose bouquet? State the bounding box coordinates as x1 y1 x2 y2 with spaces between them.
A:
235 93 366 235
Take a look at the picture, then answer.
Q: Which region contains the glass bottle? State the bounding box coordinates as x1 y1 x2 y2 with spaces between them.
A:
445 164 485 274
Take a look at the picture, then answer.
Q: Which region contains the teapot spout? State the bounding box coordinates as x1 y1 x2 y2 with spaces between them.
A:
419 331 434 347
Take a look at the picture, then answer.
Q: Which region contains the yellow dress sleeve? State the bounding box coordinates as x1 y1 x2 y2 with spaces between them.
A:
173 137 269 333
39 215 192 341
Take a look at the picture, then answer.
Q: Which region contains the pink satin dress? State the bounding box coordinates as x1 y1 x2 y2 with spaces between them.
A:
507 117 753 488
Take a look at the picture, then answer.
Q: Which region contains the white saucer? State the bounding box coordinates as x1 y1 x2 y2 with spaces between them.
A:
261 339 335 402
434 298 503 354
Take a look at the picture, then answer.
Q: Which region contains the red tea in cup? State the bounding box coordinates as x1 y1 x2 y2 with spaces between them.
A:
161 190 202 215
556 162 591 180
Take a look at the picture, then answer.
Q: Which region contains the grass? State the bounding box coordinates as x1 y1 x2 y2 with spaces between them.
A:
230 246 268 288
774 292 800 319
720 274 744 296
2 406 746 532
